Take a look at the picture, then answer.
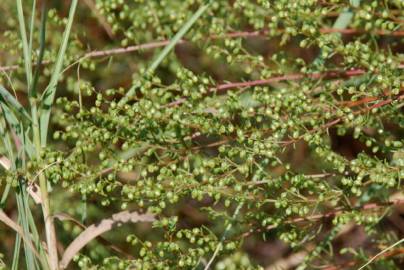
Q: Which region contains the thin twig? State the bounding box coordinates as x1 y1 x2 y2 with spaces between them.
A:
203 203 244 270
167 66 404 108
358 238 404 270
1 28 403 73
240 199 404 239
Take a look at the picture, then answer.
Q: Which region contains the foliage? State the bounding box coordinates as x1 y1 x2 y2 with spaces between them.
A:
0 0 403 269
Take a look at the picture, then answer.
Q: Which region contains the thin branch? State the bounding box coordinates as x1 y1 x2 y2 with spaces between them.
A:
188 91 404 151
240 199 404 239
320 28 404 36
203 203 244 270
215 69 367 92
1 28 403 72
358 238 404 270
167 66 404 108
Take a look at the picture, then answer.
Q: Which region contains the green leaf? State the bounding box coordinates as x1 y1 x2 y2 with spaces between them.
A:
16 182 37 270
0 99 34 158
0 85 31 121
40 0 78 146
28 0 37 55
148 0 212 72
16 0 33 88
11 231 21 270
30 2 47 98
119 0 212 106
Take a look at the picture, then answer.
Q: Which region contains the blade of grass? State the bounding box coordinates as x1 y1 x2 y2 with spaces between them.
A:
203 203 244 270
1 109 38 269
26 204 49 270
118 0 212 106
28 0 37 55
148 0 211 72
358 238 404 270
30 2 47 99
11 227 22 270
0 101 35 159
34 1 78 267
24 128 35 159
39 0 78 146
0 108 15 164
16 0 33 88
0 100 30 149
0 153 48 269
0 85 31 121
16 182 36 270
0 98 46 269
14 123 36 269
0 104 17 207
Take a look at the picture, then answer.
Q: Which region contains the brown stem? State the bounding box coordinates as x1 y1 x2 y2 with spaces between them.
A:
241 199 404 239
1 28 403 72
324 248 404 270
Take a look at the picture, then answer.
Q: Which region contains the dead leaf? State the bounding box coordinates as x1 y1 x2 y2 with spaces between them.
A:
0 209 41 259
59 210 155 269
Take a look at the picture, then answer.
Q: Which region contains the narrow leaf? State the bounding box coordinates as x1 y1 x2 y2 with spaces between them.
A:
148 1 211 72
0 85 31 121
40 0 78 146
16 0 33 87
28 0 37 54
119 0 211 105
11 229 21 270
30 3 47 98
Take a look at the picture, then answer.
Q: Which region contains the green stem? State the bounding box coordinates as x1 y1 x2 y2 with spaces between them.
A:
31 98 58 270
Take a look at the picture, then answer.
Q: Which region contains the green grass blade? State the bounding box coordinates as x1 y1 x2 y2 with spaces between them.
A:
16 0 33 88
0 100 24 142
16 186 36 270
11 228 21 270
24 128 35 159
30 3 47 98
0 183 11 208
1 114 38 269
148 1 211 72
0 85 31 121
27 203 49 270
0 106 16 164
28 0 37 55
39 0 78 146
0 99 35 159
20 128 46 268
119 0 211 106
0 110 15 207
